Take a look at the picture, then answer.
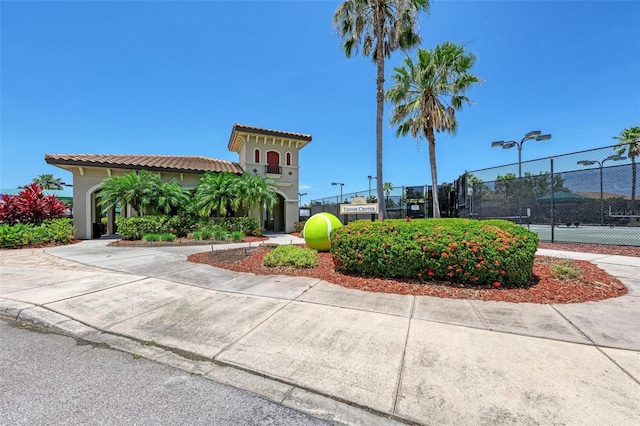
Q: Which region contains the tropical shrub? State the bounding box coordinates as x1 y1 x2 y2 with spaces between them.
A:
0 223 35 248
230 231 244 242
330 219 538 287
212 226 228 241
0 184 67 224
263 245 318 268
39 219 75 244
116 216 171 240
294 221 306 233
212 217 261 235
0 219 74 248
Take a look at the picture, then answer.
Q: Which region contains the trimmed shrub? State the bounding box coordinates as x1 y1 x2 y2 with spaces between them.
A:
116 216 171 240
330 219 538 287
209 217 260 235
166 214 196 238
263 245 318 268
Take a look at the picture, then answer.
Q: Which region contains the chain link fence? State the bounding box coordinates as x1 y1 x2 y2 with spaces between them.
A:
458 143 639 246
309 183 457 223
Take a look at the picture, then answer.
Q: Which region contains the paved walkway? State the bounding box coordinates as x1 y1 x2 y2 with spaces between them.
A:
1 237 639 425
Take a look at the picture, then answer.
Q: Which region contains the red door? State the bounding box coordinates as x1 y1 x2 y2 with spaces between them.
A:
266 151 280 174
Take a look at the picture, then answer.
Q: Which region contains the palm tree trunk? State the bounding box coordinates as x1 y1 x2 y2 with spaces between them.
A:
631 156 636 202
427 127 441 218
375 3 387 220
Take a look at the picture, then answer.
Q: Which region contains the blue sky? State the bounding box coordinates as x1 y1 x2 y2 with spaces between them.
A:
2 1 639 204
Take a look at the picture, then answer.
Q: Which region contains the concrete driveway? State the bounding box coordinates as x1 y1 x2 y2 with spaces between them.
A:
1 238 638 425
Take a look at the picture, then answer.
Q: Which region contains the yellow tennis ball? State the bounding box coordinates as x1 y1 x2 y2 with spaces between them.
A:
303 213 343 251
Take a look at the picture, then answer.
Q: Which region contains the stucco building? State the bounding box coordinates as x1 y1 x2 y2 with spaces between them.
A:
46 124 311 239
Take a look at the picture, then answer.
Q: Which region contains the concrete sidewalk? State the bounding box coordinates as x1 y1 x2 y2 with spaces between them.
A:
1 238 638 425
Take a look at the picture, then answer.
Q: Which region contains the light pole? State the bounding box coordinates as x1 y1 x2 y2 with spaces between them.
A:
577 154 625 225
331 182 344 218
492 130 552 224
298 192 307 206
367 175 377 198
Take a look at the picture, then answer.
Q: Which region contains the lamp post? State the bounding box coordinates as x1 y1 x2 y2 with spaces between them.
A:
492 130 552 224
331 182 344 218
577 154 625 225
367 175 377 198
298 192 307 206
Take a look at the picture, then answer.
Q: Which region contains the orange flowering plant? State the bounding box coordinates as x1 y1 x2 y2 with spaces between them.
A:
330 218 538 287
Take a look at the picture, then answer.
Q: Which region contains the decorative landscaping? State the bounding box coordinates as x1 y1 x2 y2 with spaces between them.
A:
187 218 630 304
188 246 628 304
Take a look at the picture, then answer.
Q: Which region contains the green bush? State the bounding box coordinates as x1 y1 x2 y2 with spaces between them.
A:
166 214 196 238
143 233 161 242
294 221 306 233
0 223 35 248
116 216 171 240
209 217 260 235
40 219 75 244
0 219 74 248
212 226 228 241
230 231 244 242
160 233 176 241
330 219 538 287
263 245 318 268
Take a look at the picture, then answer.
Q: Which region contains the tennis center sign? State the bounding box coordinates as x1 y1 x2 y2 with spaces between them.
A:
339 196 379 215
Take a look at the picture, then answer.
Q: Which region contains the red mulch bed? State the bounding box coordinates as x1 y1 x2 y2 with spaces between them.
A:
188 244 630 304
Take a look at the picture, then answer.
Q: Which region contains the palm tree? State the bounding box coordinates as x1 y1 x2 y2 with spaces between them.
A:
32 174 64 190
383 181 394 204
155 180 190 215
613 126 640 201
333 0 430 219
232 173 279 215
195 172 237 217
99 170 160 215
387 42 481 218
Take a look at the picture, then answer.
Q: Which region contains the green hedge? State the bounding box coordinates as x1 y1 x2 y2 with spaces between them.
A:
117 215 260 240
207 217 260 235
330 219 538 287
0 219 75 248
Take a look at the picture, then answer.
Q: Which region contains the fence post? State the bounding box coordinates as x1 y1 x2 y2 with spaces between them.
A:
550 158 555 243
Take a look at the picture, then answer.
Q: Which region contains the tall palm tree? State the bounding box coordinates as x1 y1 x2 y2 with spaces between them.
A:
99 170 160 215
154 180 190 215
333 0 429 219
195 172 236 218
387 42 481 218
32 174 64 190
613 126 640 201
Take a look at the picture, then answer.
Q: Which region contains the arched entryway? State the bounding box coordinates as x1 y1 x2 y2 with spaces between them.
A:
85 184 118 239
265 193 285 232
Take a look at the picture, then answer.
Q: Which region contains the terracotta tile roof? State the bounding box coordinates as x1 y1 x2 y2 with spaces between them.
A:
228 123 312 152
45 154 243 174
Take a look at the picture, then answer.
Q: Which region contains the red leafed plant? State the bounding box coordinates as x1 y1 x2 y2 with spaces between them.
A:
0 183 67 224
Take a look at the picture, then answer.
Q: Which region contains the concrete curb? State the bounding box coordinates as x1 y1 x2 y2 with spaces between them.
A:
0 298 408 426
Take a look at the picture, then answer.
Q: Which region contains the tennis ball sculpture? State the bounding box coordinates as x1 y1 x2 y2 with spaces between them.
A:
303 212 343 252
